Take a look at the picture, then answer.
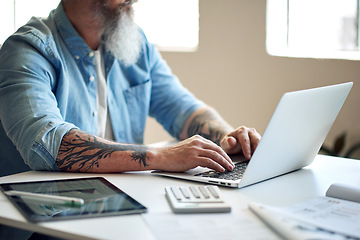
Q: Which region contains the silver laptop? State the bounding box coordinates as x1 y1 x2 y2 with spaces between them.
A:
152 82 353 188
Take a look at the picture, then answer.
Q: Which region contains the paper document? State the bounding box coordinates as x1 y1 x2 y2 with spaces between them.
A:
143 209 280 240
256 197 360 239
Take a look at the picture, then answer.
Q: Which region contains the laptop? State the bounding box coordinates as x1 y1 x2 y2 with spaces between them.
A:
152 82 353 188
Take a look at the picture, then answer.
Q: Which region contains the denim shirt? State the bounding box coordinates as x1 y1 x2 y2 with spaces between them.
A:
0 3 204 176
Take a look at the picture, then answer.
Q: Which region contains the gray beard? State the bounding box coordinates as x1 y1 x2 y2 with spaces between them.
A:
100 7 142 66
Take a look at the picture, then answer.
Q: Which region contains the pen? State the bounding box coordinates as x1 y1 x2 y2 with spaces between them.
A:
4 190 85 208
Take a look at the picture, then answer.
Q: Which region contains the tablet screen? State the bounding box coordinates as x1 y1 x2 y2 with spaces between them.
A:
0 177 147 222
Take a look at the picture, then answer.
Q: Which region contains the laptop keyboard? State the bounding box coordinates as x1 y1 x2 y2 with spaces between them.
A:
194 162 248 181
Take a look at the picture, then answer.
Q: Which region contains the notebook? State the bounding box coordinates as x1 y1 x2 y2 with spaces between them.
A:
152 82 353 188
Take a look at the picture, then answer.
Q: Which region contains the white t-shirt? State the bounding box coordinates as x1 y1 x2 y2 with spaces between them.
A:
94 49 115 141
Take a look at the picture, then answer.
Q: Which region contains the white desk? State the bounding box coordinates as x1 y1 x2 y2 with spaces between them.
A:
0 155 359 240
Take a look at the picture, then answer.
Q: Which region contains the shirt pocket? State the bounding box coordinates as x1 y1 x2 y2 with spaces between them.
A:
123 79 151 143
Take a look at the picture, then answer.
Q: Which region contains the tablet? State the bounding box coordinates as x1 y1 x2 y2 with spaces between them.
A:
0 177 147 222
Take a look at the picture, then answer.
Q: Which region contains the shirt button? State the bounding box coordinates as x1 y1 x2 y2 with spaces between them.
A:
89 52 94 57
75 55 80 60
93 111 97 117
89 76 95 82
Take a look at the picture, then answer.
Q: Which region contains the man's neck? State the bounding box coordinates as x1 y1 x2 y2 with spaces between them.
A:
63 0 104 50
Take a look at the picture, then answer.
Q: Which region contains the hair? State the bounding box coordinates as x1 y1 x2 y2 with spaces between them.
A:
87 0 141 65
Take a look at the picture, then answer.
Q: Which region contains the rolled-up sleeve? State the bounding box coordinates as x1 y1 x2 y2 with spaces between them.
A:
0 29 76 171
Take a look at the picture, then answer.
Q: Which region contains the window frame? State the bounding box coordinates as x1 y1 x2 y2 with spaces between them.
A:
0 0 199 52
266 0 360 60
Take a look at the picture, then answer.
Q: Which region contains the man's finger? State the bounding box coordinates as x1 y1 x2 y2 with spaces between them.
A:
191 135 234 169
221 136 241 154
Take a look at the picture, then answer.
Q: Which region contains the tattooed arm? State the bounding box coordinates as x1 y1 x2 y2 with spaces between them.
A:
56 128 235 173
56 106 260 173
179 106 261 159
56 129 153 172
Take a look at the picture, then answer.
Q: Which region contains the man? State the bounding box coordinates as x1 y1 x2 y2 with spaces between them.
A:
0 0 260 179
0 0 260 238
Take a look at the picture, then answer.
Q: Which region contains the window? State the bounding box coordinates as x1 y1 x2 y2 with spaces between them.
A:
266 0 360 60
0 0 15 45
134 0 199 51
0 0 199 52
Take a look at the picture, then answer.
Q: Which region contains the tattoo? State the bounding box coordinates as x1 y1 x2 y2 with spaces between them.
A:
187 111 226 145
130 151 148 168
56 129 149 172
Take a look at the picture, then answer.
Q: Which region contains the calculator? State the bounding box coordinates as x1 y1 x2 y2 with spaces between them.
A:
165 185 231 213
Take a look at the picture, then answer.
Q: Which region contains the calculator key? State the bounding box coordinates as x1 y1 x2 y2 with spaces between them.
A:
189 186 201 198
207 186 220 198
170 187 182 200
199 186 210 198
180 187 191 199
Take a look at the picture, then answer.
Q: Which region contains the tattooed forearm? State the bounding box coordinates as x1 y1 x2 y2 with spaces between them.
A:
130 151 148 168
56 129 149 172
187 110 229 145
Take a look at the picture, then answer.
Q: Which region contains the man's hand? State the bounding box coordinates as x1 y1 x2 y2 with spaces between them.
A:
153 135 235 173
219 126 261 159
179 106 261 164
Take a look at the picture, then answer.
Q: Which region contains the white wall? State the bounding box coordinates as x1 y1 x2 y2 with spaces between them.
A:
144 0 360 158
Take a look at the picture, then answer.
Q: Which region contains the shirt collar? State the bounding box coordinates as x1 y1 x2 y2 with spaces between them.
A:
53 2 93 62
